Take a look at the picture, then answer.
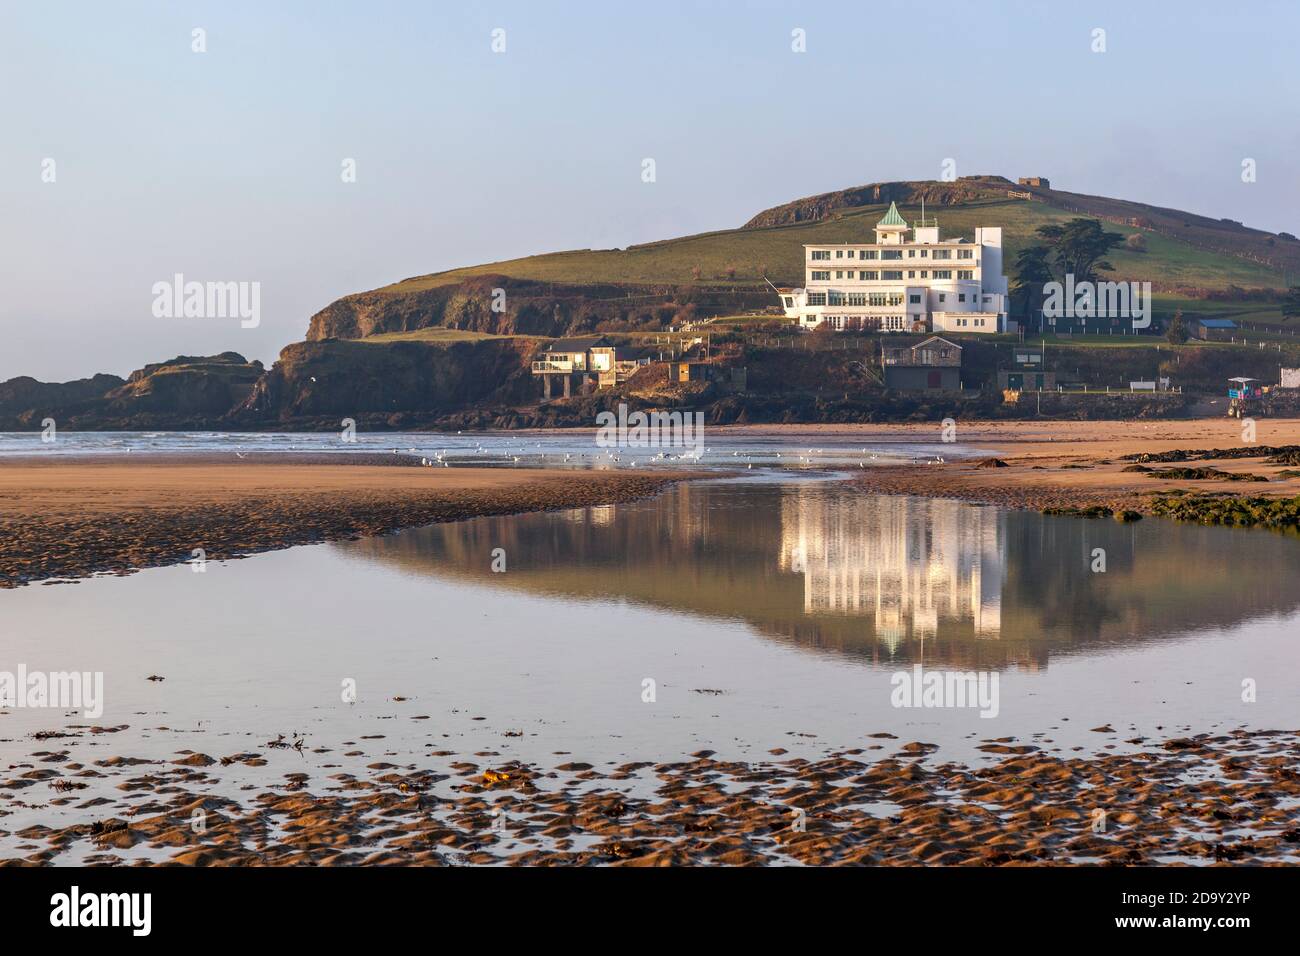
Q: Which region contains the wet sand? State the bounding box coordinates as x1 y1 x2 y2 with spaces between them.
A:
711 416 1300 459
0 455 699 587
3 727 1296 866
837 418 1300 514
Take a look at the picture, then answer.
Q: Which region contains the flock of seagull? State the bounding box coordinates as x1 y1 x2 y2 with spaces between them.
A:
385 442 948 470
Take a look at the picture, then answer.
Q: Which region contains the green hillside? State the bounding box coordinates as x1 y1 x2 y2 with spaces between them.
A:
376 193 1289 299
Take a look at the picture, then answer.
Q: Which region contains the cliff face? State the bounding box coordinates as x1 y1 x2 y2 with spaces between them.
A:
103 352 264 416
306 275 772 342
0 373 126 426
0 354 261 429
233 337 544 425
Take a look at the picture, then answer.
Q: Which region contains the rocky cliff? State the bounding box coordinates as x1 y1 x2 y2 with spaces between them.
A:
232 337 543 427
306 275 772 342
0 353 261 430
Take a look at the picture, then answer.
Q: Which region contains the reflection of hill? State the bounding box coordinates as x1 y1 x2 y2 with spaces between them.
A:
336 482 1300 670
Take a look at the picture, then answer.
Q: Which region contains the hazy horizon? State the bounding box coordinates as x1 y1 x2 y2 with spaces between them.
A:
3 0 1297 382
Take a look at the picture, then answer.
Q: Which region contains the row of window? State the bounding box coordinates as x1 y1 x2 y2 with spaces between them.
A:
810 315 913 331
804 291 991 307
809 248 974 261
826 292 905 307
809 269 976 281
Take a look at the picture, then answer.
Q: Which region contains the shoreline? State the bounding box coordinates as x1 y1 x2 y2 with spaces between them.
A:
0 455 701 588
786 416 1300 520
6 416 1300 588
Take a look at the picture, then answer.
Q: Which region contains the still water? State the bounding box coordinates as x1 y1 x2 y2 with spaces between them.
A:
2 479 1298 855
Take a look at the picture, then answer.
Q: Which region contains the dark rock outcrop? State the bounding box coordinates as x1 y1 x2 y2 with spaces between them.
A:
0 354 261 430
232 338 543 425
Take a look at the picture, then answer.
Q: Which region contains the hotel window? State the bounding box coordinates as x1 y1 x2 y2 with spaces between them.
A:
811 271 830 281
933 270 952 279
909 294 921 304
835 250 844 258
958 293 966 302
882 270 903 280
920 249 928 257
882 250 903 260
933 249 951 260
807 293 826 305
846 271 855 279
908 249 915 257
846 250 855 259
908 271 915 278
828 292 845 305
957 270 973 280
860 250 878 260
847 293 867 306
835 271 843 279
860 270 878 280
811 250 830 260
921 271 928 278
938 293 946 303
957 249 973 259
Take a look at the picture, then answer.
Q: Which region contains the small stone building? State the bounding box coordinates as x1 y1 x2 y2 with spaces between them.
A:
882 336 963 390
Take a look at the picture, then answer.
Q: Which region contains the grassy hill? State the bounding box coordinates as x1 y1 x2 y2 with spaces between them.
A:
370 176 1293 302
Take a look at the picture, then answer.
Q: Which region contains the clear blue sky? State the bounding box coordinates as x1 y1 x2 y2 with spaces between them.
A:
2 0 1297 381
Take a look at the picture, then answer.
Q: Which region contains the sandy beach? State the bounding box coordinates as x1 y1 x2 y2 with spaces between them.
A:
821 417 1300 513
709 416 1300 457
0 454 697 587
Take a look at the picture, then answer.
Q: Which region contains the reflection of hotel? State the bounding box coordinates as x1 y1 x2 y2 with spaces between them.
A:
780 494 1004 647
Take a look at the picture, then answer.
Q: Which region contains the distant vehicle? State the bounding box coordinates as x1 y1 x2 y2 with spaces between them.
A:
1226 377 1268 418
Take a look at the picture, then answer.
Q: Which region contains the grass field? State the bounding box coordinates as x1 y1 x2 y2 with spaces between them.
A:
375 197 1287 297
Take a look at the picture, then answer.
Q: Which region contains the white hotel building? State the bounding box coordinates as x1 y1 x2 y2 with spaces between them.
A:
776 202 1012 334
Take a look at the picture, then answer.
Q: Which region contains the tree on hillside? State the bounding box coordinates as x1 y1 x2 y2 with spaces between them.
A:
1011 245 1054 327
1035 218 1125 283
1166 309 1189 345
1283 286 1300 323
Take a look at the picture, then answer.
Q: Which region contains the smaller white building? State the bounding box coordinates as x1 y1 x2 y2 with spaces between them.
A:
776 202 1012 334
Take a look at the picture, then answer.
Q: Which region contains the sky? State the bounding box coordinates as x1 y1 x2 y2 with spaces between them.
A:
2 0 1298 381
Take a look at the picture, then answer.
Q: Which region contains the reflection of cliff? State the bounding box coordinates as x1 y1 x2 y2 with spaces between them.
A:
336 482 1300 671
780 496 1003 649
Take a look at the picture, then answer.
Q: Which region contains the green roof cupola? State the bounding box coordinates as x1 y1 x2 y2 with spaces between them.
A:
876 201 908 228
874 201 910 244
